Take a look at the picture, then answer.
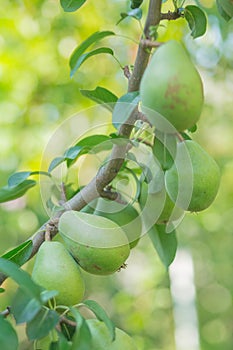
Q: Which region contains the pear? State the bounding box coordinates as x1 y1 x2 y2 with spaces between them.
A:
93 198 142 248
86 319 138 350
165 140 221 212
32 241 85 306
139 181 183 226
140 40 204 132
58 211 130 275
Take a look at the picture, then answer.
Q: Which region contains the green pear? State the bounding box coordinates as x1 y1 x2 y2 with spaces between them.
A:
165 140 221 212
58 211 130 275
93 198 142 248
139 181 183 226
32 241 85 306
140 40 204 132
87 319 138 350
218 0 233 16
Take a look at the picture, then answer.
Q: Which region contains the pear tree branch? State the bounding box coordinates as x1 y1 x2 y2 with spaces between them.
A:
0 0 162 287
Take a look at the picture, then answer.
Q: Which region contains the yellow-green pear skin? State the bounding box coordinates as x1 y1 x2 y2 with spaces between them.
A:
32 241 85 306
165 140 221 212
140 40 204 132
93 198 142 248
86 319 138 350
58 211 130 276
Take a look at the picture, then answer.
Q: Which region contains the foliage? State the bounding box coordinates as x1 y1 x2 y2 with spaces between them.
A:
0 0 233 349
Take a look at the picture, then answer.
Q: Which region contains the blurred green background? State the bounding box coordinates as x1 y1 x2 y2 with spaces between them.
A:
0 0 233 349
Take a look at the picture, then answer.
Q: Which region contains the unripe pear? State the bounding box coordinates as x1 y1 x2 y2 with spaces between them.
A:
140 40 204 132
139 181 183 226
86 319 138 350
32 241 85 306
93 198 142 248
58 211 130 275
165 140 221 212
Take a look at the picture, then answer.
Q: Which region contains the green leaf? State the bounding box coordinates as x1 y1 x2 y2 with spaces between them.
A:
216 0 232 21
49 342 59 350
48 135 111 172
180 132 192 140
70 31 115 76
117 8 142 25
60 0 87 12
70 47 114 77
153 132 177 171
8 171 31 187
70 308 92 350
8 171 50 187
11 288 42 324
148 224 177 268
82 300 115 341
1 240 33 266
0 288 4 293
48 157 66 173
184 5 207 39
0 180 36 203
112 91 140 129
124 166 141 203
65 146 83 160
0 258 42 299
188 124 197 133
57 333 73 349
130 0 144 8
40 290 59 304
26 308 59 340
76 135 110 147
80 86 118 112
0 316 18 350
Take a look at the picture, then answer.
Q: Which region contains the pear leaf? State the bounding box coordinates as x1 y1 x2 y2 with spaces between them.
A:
60 0 87 12
148 224 177 268
0 316 18 350
184 5 207 39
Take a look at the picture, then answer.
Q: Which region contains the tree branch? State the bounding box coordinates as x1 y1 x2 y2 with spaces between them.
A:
128 0 162 92
0 0 162 287
160 11 183 21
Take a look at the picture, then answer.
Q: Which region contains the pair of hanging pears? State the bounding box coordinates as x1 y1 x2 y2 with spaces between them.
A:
32 209 132 307
140 40 220 215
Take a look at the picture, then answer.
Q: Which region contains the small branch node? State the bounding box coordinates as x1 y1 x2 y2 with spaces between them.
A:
141 39 162 49
160 10 182 21
45 218 59 241
123 65 131 79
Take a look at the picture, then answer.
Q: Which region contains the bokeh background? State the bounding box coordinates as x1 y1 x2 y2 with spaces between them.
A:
0 0 233 349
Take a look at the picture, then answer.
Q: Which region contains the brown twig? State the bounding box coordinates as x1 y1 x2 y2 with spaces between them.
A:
176 133 185 142
137 111 152 126
60 182 67 204
0 306 10 318
123 65 131 79
59 316 77 328
160 11 183 21
128 0 162 92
